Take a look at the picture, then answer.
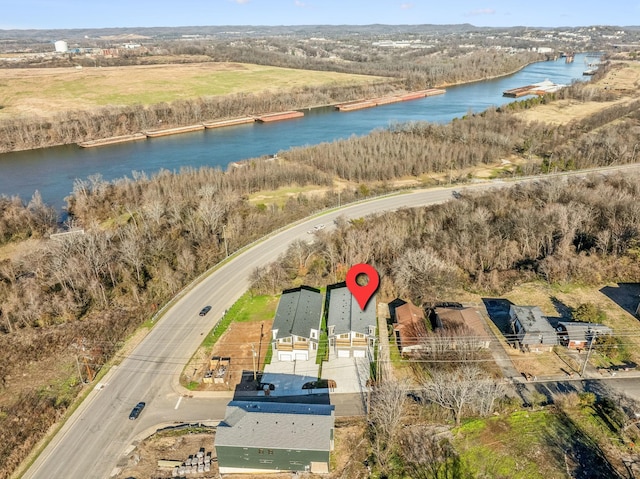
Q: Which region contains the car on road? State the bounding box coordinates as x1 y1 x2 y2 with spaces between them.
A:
452 190 462 199
129 402 145 420
199 305 212 316
314 223 325 230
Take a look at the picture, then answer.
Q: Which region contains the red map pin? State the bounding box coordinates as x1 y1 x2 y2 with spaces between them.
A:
346 263 380 311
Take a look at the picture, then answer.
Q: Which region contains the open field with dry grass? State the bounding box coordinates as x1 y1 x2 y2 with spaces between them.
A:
514 60 640 125
0 62 386 118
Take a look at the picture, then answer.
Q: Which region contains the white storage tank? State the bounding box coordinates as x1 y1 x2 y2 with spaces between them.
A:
54 40 68 53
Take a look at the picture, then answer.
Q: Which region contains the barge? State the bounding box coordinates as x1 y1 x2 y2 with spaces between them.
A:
78 133 146 148
335 88 446 111
503 80 565 98
145 124 205 138
255 111 304 122
203 117 255 128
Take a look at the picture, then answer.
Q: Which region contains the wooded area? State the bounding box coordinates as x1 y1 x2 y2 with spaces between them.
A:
251 173 640 300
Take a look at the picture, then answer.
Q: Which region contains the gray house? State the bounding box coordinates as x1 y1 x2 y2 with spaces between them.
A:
215 401 335 474
509 305 557 352
327 285 377 358
557 321 612 349
272 286 323 361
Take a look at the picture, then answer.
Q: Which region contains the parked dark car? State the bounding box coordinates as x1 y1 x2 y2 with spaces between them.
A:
199 305 212 316
129 401 146 420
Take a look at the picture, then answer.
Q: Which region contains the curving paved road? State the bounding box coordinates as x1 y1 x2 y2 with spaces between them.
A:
23 165 640 479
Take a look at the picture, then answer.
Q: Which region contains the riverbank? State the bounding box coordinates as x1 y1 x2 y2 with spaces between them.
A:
77 90 448 149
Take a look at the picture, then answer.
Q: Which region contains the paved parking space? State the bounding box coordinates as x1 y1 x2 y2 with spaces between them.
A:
261 351 320 396
260 351 371 396
321 354 371 394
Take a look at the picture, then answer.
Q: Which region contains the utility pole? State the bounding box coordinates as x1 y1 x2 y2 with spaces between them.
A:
257 324 264 375
251 343 257 381
580 335 595 377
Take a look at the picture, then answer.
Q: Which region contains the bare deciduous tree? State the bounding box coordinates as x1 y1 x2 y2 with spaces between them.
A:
420 365 505 426
368 379 408 475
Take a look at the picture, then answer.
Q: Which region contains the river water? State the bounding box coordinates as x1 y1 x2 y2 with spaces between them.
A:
0 54 592 209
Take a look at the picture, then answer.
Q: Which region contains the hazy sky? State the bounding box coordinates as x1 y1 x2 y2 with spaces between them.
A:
2 0 639 30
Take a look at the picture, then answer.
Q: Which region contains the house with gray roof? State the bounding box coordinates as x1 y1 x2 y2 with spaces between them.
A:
509 305 557 352
271 286 322 361
215 400 335 474
326 285 377 358
557 321 612 349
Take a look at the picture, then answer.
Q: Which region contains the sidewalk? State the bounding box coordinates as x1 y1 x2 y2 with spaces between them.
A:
376 312 392 382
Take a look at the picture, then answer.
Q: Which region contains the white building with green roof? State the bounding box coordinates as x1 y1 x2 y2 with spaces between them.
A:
215 400 335 474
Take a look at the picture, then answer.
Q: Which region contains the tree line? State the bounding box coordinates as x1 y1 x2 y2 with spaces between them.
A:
251 173 640 301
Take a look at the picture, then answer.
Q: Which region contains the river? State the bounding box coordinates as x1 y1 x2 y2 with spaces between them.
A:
0 54 592 209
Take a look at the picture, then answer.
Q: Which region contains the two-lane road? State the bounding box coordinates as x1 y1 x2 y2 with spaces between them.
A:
23 165 640 478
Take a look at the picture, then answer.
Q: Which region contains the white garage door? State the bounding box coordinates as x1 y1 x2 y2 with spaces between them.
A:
353 349 366 358
279 353 293 361
295 352 308 361
337 349 350 358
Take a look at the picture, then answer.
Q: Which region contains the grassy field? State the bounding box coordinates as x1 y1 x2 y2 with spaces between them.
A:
0 62 385 118
454 406 627 478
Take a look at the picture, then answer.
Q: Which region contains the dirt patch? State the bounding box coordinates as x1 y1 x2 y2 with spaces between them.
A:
116 429 217 479
186 320 273 391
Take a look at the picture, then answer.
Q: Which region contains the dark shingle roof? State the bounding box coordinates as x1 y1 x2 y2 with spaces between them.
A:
558 321 612 341
272 286 322 339
511 305 557 345
327 286 376 334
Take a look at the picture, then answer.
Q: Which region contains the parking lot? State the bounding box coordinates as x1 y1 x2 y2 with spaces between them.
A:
321 354 370 394
261 351 321 396
261 350 370 396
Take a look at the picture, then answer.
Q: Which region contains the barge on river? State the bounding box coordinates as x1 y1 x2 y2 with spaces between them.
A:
503 80 565 98
335 88 445 112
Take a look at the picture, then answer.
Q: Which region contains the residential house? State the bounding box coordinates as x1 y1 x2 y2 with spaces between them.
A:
216 400 335 474
393 301 428 354
557 322 612 349
434 307 491 349
327 285 377 358
272 286 322 361
509 305 557 352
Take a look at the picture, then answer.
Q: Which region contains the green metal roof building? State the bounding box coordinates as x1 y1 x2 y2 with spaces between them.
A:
215 400 335 474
